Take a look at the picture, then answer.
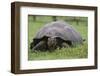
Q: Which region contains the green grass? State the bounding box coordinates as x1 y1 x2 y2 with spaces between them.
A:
28 43 88 60
28 16 88 60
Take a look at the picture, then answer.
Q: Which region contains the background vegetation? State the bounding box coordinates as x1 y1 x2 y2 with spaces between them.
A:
28 15 88 60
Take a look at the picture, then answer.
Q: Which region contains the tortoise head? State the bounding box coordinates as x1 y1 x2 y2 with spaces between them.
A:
47 37 57 50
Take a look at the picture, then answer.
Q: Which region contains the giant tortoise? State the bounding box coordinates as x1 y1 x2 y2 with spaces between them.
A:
30 21 84 52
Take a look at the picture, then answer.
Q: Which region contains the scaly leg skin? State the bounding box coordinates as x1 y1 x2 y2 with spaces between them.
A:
32 41 46 52
62 42 69 48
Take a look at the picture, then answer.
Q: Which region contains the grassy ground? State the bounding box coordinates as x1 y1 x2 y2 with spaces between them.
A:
28 16 88 60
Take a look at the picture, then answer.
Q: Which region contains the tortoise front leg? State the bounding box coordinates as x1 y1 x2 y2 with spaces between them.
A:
61 42 69 48
32 41 46 52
